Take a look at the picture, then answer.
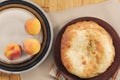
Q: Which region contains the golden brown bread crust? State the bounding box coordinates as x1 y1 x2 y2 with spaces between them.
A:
65 21 111 39
61 21 115 78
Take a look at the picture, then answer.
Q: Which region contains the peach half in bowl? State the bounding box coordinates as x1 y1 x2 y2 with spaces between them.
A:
0 0 53 73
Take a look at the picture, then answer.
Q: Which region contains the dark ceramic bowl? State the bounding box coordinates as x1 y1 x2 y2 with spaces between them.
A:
54 17 120 80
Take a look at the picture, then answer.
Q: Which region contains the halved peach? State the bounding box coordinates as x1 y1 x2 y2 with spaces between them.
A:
4 43 22 60
23 38 41 55
25 18 41 35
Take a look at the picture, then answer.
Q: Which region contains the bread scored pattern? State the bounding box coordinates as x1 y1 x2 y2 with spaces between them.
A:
61 21 115 78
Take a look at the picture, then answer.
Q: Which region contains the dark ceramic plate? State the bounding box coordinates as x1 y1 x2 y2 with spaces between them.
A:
54 17 120 80
0 0 53 73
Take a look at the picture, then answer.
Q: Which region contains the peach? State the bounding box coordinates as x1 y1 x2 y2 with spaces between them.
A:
25 18 41 35
4 43 22 60
23 38 41 55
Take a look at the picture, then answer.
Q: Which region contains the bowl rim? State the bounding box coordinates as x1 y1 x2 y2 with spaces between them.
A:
54 17 120 80
0 0 53 73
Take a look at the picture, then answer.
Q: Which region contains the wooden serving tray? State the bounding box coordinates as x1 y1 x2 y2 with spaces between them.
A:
1 0 120 80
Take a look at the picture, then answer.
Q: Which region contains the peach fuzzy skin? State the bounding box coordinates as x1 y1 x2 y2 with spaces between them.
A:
4 43 21 60
23 38 41 55
25 18 41 35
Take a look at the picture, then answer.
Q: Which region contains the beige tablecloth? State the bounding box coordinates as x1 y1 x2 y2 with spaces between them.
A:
21 0 120 80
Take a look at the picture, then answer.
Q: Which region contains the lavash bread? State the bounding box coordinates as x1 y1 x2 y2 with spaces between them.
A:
61 21 115 78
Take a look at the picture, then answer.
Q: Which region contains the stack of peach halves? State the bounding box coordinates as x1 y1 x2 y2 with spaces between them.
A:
4 18 41 60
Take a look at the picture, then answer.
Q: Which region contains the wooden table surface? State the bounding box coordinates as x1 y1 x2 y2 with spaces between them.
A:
0 0 119 80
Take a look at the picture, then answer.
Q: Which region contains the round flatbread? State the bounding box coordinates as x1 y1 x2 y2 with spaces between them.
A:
61 21 115 78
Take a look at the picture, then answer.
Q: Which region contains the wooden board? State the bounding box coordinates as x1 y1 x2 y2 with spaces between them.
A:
31 0 105 12
1 0 120 80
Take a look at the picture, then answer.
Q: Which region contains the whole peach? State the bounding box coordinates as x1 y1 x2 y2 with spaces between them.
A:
4 43 22 60
23 38 41 55
25 18 41 35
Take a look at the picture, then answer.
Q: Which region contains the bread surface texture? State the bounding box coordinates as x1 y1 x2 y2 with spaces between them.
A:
61 21 115 78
